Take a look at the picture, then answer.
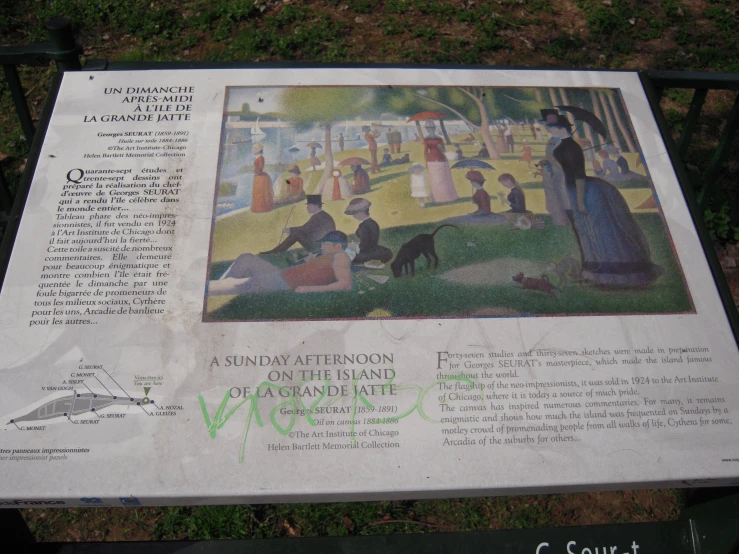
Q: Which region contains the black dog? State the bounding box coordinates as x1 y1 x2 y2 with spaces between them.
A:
391 225 458 278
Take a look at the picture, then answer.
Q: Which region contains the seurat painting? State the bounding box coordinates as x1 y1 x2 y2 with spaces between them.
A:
203 85 693 322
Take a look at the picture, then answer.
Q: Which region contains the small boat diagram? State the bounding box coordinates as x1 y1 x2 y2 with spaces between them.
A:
8 392 149 424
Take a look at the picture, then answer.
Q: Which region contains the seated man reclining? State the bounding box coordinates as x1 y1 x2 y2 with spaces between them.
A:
209 231 353 295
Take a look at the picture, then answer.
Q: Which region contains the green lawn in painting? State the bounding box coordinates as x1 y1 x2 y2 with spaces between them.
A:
206 213 691 322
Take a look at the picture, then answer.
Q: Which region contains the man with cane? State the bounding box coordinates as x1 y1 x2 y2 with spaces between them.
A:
260 195 336 255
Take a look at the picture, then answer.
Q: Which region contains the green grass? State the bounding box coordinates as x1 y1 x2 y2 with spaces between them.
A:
207 213 691 322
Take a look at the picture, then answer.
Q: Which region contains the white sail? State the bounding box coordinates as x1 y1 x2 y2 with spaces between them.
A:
252 117 267 139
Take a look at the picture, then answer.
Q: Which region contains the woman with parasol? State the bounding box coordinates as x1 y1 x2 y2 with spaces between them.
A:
543 110 662 287
250 143 274 213
421 120 458 203
306 141 322 171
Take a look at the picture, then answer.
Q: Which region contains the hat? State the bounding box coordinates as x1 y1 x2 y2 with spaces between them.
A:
424 120 436 129
408 163 425 174
287 164 301 175
344 197 371 215
319 230 348 245
514 215 532 230
466 170 485 183
306 194 323 206
251 143 264 154
540 109 571 129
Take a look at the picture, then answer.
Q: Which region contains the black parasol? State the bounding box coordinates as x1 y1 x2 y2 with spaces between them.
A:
555 105 607 138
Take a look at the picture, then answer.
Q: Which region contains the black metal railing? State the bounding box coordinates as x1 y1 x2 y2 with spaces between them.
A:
645 70 739 211
0 17 82 224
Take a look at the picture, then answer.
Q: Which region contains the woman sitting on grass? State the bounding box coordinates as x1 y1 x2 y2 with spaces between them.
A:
445 171 506 224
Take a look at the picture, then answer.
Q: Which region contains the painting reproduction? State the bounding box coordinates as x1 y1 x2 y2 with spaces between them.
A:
203 85 693 322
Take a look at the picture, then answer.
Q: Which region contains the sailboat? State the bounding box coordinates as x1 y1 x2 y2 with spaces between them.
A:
251 117 267 140
228 130 252 145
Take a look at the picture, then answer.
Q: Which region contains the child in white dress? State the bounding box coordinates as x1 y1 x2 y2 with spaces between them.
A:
408 163 431 207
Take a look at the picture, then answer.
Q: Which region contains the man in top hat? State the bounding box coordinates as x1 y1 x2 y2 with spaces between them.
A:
386 128 396 154
211 230 353 295
260 195 336 254
504 125 514 153
344 198 393 266
394 128 403 153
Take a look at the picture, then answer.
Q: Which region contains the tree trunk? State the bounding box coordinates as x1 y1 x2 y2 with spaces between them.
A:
548 87 559 106
313 125 334 195
415 120 424 141
589 89 606 151
604 91 636 152
581 113 595 148
438 119 452 144
534 88 543 104
558 88 581 139
597 90 623 151
478 103 500 160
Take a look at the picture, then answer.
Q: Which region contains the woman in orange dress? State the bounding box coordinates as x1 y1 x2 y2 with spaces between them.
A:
519 138 533 168
251 143 274 213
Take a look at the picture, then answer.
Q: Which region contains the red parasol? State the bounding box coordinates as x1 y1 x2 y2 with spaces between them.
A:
406 111 450 122
337 157 371 166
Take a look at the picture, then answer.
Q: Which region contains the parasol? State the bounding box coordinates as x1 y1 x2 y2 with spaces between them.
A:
451 160 496 170
406 111 450 122
305 141 323 148
555 105 608 138
287 145 300 152
337 157 371 166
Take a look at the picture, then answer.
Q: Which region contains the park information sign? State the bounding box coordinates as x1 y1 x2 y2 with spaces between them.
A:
0 68 737 508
